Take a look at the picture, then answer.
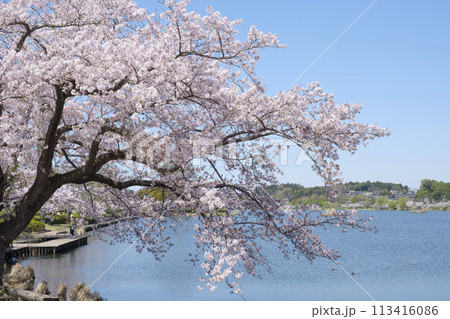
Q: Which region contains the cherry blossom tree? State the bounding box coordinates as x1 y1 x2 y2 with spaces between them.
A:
0 0 388 288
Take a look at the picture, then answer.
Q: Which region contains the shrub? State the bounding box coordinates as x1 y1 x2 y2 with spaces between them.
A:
52 213 69 225
69 282 103 301
35 281 51 295
24 220 46 233
70 212 81 219
57 282 67 301
48 213 69 225
388 200 398 210
4 264 35 290
40 212 67 224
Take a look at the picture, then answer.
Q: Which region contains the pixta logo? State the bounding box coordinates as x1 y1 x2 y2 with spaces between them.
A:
127 132 312 168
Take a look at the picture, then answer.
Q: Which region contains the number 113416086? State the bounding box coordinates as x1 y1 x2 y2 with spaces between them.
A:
372 305 438 316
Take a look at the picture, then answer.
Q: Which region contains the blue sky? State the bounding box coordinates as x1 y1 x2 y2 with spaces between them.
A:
138 0 450 189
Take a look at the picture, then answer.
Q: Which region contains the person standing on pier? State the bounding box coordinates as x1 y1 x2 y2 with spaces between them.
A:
69 216 77 237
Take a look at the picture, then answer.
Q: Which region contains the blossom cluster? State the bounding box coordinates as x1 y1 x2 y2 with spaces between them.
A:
0 0 388 292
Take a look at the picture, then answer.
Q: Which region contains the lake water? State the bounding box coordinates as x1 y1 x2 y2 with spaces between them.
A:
22 210 450 301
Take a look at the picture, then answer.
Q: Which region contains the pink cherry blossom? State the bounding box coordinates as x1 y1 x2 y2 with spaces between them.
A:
0 0 388 289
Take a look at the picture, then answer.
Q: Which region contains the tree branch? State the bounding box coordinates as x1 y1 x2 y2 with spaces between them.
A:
88 174 173 191
0 165 6 209
86 126 124 167
61 148 78 169
66 77 129 97
55 124 74 141
10 20 103 52
36 85 66 179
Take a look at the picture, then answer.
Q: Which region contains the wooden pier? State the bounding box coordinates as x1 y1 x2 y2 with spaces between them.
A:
12 236 88 258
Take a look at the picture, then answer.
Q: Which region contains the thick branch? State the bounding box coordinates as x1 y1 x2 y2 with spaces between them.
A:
66 77 129 97
10 20 103 52
221 130 277 146
87 126 125 167
14 21 33 52
88 174 173 191
0 165 5 208
36 85 66 179
48 149 127 187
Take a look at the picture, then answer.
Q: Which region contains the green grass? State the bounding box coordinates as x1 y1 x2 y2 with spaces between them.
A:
44 223 70 232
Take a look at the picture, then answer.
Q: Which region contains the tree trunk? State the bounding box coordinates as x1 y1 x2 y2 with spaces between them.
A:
0 246 6 286
0 182 58 285
0 213 35 285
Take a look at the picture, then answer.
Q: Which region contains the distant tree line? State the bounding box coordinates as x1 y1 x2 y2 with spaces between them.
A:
266 181 409 205
344 181 408 193
266 183 326 201
415 179 450 202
